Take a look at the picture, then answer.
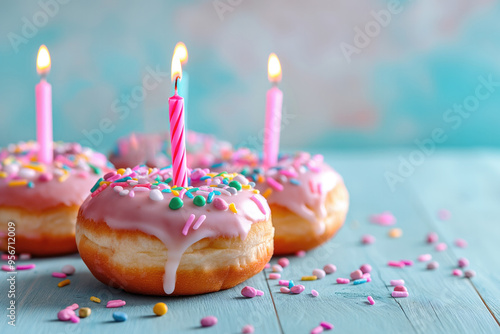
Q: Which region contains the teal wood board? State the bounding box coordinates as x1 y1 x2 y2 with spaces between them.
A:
1 150 500 333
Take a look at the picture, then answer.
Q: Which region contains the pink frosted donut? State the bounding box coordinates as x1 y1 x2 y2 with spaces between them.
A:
76 166 273 295
0 141 112 256
108 131 232 169
220 151 349 255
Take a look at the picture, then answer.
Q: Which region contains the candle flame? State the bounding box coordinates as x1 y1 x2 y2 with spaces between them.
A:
171 53 182 83
36 45 51 76
173 42 188 65
268 53 281 83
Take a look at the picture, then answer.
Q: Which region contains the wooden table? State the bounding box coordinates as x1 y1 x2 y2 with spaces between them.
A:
2 150 500 333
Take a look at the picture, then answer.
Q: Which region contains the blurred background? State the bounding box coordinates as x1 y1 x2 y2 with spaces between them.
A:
1 0 500 154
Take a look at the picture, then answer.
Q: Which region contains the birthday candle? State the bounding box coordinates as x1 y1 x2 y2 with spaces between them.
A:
35 45 53 164
263 53 283 168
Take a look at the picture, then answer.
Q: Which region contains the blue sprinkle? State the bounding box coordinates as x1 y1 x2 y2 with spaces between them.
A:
113 312 128 322
289 179 301 186
185 191 194 199
288 280 295 288
90 178 103 193
27 181 34 188
200 176 211 181
353 278 367 285
161 189 172 193
207 191 215 203
248 182 256 187
211 162 224 169
223 179 229 185
214 190 221 196
250 175 257 183
115 177 132 183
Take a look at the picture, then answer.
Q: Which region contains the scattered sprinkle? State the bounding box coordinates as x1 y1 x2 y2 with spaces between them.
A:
107 300 126 308
370 211 396 226
57 279 71 288
320 321 334 330
458 258 469 268
367 296 375 305
269 273 281 280
336 278 349 284
427 261 439 270
52 272 67 278
290 285 305 294
113 312 128 322
242 324 255 333
360 264 372 274
312 269 326 279
361 234 376 245
464 270 476 278
90 296 101 303
390 279 405 286
201 316 218 327
278 257 289 268
311 289 319 297
455 238 468 248
426 232 438 243
324 264 337 274
452 269 463 277
392 291 409 298
153 302 168 316
79 307 91 318
418 254 432 262
350 270 363 280
301 276 317 281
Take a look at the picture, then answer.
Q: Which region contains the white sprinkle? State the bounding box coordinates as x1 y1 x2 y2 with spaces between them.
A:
149 189 164 201
113 186 123 192
119 189 129 196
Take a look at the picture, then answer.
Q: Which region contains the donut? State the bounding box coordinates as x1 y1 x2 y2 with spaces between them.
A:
220 150 349 255
0 141 112 256
76 166 273 295
109 131 232 169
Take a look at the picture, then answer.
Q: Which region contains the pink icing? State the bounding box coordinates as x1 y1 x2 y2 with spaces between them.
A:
79 166 270 294
0 141 112 211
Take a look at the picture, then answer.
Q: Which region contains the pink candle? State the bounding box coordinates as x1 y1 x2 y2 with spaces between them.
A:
36 45 53 164
168 55 188 187
263 53 283 168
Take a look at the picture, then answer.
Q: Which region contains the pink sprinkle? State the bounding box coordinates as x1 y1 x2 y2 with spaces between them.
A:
392 291 409 298
192 215 207 230
66 303 79 311
1 265 14 272
438 209 451 221
182 214 196 236
52 272 67 278
241 286 257 298
57 308 75 321
458 257 469 268
418 254 432 262
360 264 372 273
213 197 229 211
91 183 108 197
103 171 116 180
250 194 268 215
17 264 35 270
370 211 396 226
179 188 187 199
313 269 326 279
19 253 31 260
272 264 283 272
264 263 271 269
361 234 376 245
311 326 324 334
70 315 80 323
278 257 290 268
390 279 405 286
452 269 463 277
320 321 334 330
280 287 290 293
201 316 218 327
367 296 375 305
455 238 468 248
242 324 255 333
350 269 363 280
39 173 53 182
308 179 316 193
290 285 305 294
324 264 337 274
269 273 281 280
296 250 306 257
279 280 289 286
106 300 126 308
362 273 371 279
129 190 135 198
435 243 447 252
427 261 439 270
279 169 297 178
388 261 405 268
317 183 323 195
400 260 413 266
336 278 349 284
311 289 319 297
394 286 407 292
256 289 264 296
426 232 439 243
267 177 284 192
366 277 372 282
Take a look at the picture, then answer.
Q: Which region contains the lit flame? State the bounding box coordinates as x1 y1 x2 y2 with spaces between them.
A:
173 42 188 65
171 53 182 82
36 45 51 76
268 53 281 83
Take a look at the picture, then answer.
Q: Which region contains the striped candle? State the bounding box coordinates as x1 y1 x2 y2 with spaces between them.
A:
168 92 187 187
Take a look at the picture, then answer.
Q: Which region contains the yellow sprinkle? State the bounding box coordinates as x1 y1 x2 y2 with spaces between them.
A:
79 307 91 318
207 173 217 177
209 184 218 187
8 180 28 187
23 164 45 172
0 172 7 178
252 189 260 194
58 279 71 287
58 172 69 183
301 276 318 281
258 175 265 183
389 228 403 238
262 188 273 198
229 203 238 214
242 185 251 190
117 168 126 175
153 302 168 316
90 296 101 303
148 168 153 174
172 190 180 196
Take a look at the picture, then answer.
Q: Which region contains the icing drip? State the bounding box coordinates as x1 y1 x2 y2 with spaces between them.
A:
80 166 270 294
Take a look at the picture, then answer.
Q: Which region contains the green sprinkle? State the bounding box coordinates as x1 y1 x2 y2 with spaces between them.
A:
90 178 103 193
241 167 249 176
169 197 183 210
173 186 184 191
88 163 101 175
27 181 34 188
228 180 242 191
161 189 172 193
165 177 172 184
187 187 199 192
193 195 206 207
216 172 228 177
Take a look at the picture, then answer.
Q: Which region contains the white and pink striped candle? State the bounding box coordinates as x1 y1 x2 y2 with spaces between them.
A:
168 54 188 187
263 53 283 168
36 45 53 164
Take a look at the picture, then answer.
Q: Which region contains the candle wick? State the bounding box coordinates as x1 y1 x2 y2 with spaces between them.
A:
175 77 178 94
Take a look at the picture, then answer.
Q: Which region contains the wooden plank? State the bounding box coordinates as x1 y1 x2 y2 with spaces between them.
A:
1 253 281 333
265 152 499 333
408 149 500 323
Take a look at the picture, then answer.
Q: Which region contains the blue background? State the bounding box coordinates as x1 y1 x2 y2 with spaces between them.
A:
1 0 500 154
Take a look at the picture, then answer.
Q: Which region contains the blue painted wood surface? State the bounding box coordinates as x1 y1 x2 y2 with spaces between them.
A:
1 151 500 333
